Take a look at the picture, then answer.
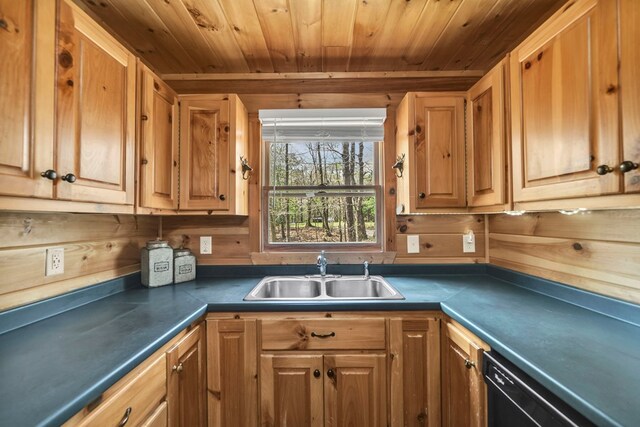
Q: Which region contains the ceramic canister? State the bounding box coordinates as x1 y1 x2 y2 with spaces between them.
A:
141 240 173 287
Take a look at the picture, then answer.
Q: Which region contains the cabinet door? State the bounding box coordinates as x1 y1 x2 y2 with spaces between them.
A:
260 355 324 427
389 318 440 427
139 66 179 210
510 0 619 202
0 0 54 198
413 96 466 208
180 98 231 211
324 354 386 427
56 0 136 205
620 0 640 194
167 325 205 427
442 321 487 427
467 60 507 208
207 319 258 427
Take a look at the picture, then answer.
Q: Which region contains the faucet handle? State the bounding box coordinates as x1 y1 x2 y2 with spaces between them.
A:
363 261 370 278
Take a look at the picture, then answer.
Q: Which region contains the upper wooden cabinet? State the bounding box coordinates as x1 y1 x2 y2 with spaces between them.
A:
56 0 136 206
138 64 179 212
396 93 466 213
467 59 510 210
179 95 249 213
441 318 489 427
510 0 625 206
620 0 640 195
0 0 55 199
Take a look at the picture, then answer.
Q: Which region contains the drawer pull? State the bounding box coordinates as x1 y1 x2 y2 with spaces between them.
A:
117 407 132 427
464 359 475 369
311 331 335 339
172 362 184 373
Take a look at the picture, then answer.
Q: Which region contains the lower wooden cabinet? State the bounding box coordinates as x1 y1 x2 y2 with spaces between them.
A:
441 318 490 427
208 312 440 427
167 324 206 427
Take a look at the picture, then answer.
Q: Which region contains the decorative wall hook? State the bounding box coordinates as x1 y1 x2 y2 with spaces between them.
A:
240 155 253 180
392 153 405 178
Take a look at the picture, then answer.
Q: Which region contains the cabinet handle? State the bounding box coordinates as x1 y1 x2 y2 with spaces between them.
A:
313 369 321 378
417 411 427 423
326 368 335 378
418 192 426 199
117 407 132 427
40 170 58 180
619 160 639 174
240 155 253 180
219 194 226 201
311 331 335 339
596 165 614 175
61 173 77 183
464 359 475 369
172 362 184 373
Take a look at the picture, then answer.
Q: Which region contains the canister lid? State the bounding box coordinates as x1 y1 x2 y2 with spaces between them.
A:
146 239 169 249
174 248 192 257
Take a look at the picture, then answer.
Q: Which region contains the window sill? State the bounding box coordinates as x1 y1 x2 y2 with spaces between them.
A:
250 251 396 265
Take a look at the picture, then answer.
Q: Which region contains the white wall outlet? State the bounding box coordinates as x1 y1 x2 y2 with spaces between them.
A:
46 247 65 276
463 231 476 253
407 235 420 254
200 236 212 255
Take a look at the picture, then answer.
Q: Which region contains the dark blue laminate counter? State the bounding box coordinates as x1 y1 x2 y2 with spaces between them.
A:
1 265 639 427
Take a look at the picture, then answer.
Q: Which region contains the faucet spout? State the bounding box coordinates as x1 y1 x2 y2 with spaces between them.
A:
316 250 328 277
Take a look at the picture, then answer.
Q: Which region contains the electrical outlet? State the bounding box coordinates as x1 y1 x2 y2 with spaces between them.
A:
200 236 212 255
46 247 65 276
463 231 476 253
407 235 420 254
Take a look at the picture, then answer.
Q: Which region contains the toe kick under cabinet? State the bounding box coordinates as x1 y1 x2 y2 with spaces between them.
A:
206 312 441 427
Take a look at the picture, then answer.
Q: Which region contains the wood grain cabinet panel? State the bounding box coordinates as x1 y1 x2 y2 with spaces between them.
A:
620 0 640 194
167 325 206 427
396 93 466 212
0 0 54 199
179 95 249 213
441 319 489 427
510 0 620 203
206 319 258 427
138 64 179 211
260 354 324 427
389 318 441 427
467 59 508 209
55 0 136 205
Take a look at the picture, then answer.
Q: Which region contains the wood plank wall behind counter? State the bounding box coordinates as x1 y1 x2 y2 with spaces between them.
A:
488 210 640 304
0 212 158 311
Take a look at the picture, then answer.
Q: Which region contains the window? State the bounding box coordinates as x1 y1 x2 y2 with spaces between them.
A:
261 109 385 248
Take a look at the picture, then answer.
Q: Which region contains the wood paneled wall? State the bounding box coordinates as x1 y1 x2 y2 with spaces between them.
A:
488 210 640 304
0 212 158 311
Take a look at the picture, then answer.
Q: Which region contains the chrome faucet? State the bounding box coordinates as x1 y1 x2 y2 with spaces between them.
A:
317 250 328 277
363 261 370 279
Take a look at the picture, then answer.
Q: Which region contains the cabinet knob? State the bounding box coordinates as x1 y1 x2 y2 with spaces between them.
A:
464 359 475 369
61 173 77 183
117 407 132 427
219 194 226 201
596 165 614 176
172 362 184 373
40 170 57 180
619 160 639 174
418 192 426 199
326 368 335 378
313 369 321 378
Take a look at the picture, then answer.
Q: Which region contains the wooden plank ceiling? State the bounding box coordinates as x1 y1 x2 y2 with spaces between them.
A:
77 0 565 92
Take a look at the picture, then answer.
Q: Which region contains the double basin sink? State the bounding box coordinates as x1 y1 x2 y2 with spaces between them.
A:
244 275 404 301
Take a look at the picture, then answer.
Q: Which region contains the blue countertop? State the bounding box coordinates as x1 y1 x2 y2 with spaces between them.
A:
1 265 638 427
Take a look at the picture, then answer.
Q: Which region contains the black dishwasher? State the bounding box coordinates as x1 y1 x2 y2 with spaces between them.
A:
483 351 595 427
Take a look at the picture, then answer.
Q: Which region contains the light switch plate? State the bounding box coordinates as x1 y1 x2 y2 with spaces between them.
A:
407 235 420 254
200 236 212 254
463 231 476 253
46 247 64 276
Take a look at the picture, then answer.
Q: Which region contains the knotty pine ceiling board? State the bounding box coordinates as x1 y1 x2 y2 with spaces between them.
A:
75 0 566 74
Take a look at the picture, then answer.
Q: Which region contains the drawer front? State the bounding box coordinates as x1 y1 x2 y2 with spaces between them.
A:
261 318 386 350
140 401 168 427
75 354 167 427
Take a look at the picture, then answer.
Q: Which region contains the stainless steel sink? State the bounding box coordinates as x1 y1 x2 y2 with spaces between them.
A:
244 275 404 301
